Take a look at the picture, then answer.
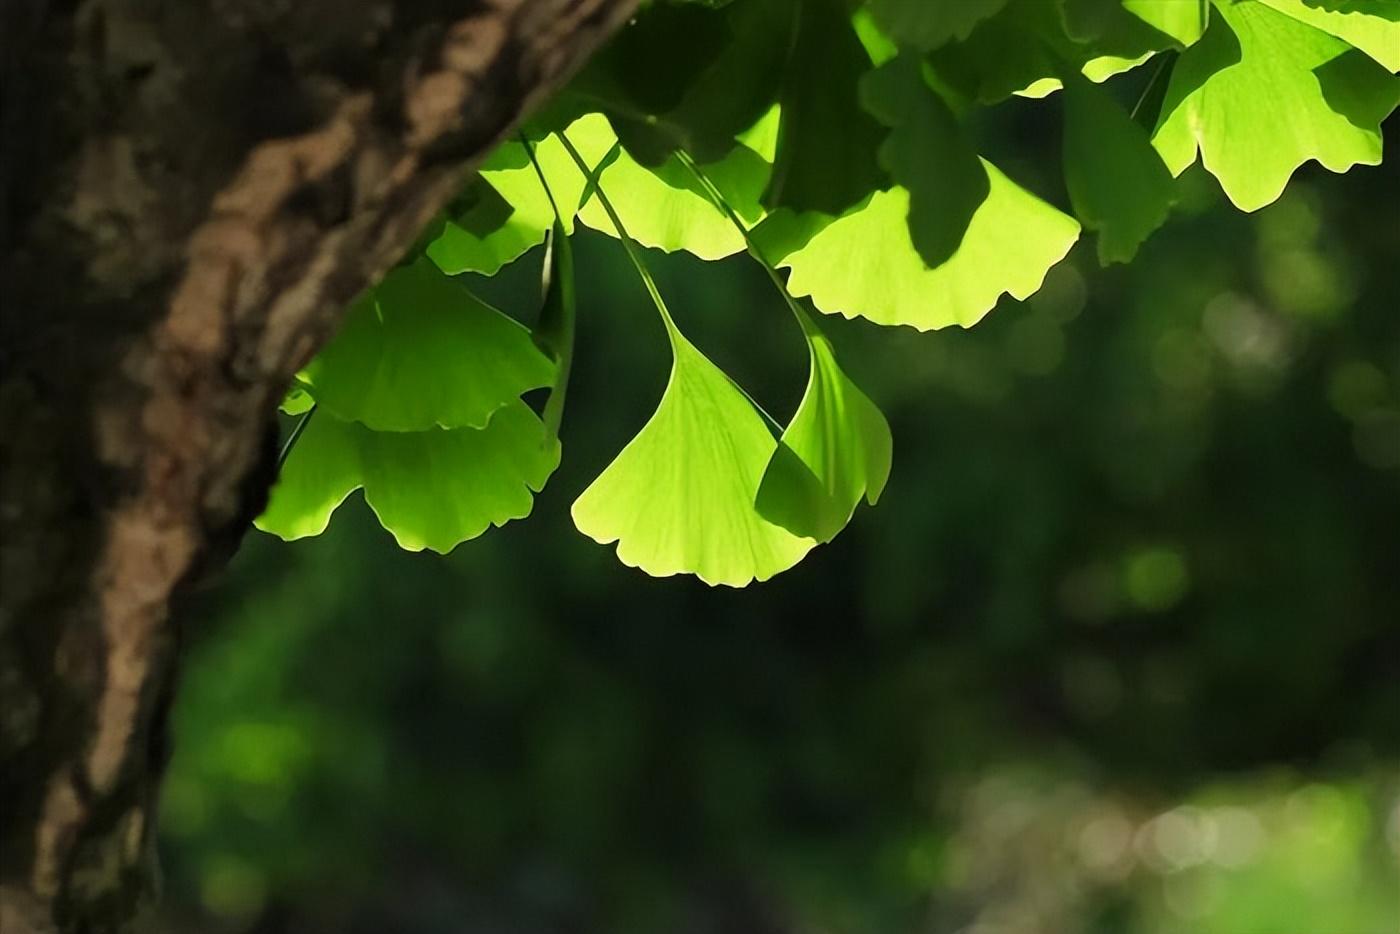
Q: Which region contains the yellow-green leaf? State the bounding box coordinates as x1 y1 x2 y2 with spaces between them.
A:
1152 0 1400 211
571 316 814 587
776 161 1080 330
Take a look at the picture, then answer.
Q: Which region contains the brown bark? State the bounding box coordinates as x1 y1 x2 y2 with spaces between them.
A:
0 1 636 930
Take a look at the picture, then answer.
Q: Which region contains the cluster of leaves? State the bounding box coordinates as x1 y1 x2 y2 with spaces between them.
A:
257 0 1398 585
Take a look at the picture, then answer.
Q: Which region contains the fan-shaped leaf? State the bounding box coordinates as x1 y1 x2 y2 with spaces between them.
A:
1062 71 1177 264
301 260 555 432
257 401 560 553
868 0 1010 51
776 161 1080 330
571 316 814 587
1259 0 1400 71
756 310 892 542
1152 0 1400 211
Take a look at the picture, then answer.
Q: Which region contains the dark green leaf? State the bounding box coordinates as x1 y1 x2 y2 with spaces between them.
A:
1061 69 1177 264
868 0 1010 51
861 54 990 268
301 260 554 431
764 0 886 216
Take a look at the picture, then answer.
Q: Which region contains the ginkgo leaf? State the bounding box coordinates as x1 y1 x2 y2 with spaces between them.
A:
257 401 560 553
256 410 360 542
764 0 887 216
868 0 1011 51
775 161 1080 330
1062 70 1177 264
1153 0 1400 212
300 260 555 432
427 133 588 276
571 315 814 587
1258 0 1400 71
566 114 770 260
756 309 892 542
928 0 1183 102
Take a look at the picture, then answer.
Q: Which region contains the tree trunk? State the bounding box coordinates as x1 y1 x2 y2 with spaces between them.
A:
0 1 636 930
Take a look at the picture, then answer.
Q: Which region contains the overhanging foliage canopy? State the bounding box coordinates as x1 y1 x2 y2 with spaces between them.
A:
257 0 1400 586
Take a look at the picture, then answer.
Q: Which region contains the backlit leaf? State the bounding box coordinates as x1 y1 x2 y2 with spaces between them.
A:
571 314 814 587
776 162 1080 330
427 134 588 276
1152 0 1400 211
1258 0 1400 71
1123 0 1209 46
568 114 771 260
756 309 892 542
257 401 560 553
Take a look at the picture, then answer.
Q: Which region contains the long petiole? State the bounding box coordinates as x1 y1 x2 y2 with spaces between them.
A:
520 134 576 440
278 402 317 470
557 131 784 433
674 149 820 340
556 131 680 332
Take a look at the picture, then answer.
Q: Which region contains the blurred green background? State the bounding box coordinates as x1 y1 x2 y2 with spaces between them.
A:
156 115 1400 934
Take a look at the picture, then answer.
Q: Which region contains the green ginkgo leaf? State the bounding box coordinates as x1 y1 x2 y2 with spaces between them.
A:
756 309 892 542
571 314 814 587
256 401 560 553
929 0 1182 103
775 161 1080 330
861 53 990 268
1258 0 1400 71
1062 70 1177 264
565 114 770 260
427 132 589 276
1153 0 1400 212
764 0 887 216
868 0 1011 51
300 259 555 432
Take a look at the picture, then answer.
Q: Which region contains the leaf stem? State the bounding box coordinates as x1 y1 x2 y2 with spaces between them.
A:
556 132 785 433
674 149 819 339
520 133 564 228
556 131 680 338
1129 53 1173 123
520 134 576 441
278 403 317 470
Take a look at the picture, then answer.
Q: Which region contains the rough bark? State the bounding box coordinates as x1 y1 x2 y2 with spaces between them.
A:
0 1 636 930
